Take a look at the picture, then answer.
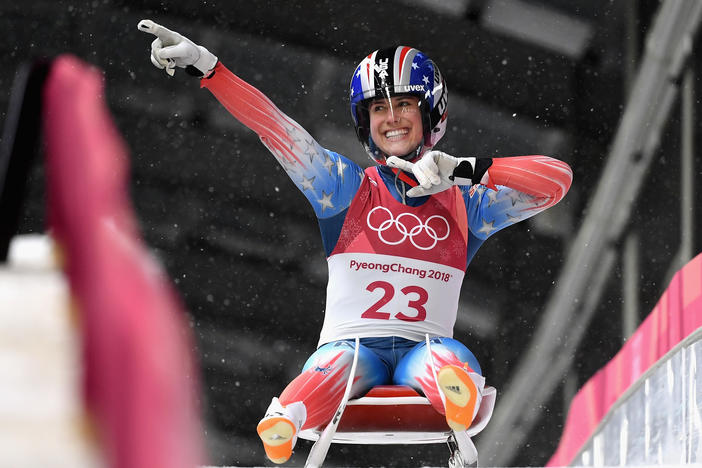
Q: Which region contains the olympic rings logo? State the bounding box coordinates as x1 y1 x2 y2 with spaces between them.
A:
366 206 450 251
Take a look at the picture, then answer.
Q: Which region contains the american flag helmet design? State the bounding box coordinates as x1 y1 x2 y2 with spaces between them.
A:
349 46 448 163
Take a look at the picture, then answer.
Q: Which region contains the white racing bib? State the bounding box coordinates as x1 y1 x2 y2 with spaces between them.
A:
319 252 465 345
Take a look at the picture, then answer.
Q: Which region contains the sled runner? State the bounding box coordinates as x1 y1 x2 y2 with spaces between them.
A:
299 337 495 468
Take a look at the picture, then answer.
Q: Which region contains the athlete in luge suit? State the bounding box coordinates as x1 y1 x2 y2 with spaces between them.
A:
138 20 573 464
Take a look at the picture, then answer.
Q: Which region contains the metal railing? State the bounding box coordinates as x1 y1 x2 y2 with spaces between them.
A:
478 1 702 464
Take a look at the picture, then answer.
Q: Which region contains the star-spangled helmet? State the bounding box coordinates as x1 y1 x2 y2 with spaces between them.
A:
349 46 448 163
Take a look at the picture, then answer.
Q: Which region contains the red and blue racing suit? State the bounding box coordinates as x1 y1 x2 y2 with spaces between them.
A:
201 62 572 430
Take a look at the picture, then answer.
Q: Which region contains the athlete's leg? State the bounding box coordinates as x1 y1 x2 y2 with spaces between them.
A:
258 340 388 464
282 340 389 428
393 337 485 432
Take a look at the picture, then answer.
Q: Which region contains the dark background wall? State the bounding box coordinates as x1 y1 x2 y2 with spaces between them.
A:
1 0 699 466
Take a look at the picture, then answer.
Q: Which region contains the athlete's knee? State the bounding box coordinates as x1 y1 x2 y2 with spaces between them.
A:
280 340 380 429
302 340 357 374
428 337 482 375
280 342 357 408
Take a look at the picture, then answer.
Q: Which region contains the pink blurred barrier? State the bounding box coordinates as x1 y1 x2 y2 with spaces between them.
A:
43 55 205 468
548 253 702 466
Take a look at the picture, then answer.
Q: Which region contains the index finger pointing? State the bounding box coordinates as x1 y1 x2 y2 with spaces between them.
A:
386 156 414 172
137 20 178 42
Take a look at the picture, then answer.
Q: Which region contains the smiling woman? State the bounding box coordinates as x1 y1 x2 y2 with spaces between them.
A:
137 23 572 466
349 46 448 164
367 95 424 159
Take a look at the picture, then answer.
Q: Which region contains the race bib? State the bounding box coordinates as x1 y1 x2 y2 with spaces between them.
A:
319 252 465 345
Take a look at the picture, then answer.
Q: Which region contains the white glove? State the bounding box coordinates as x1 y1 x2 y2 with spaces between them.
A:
386 151 477 197
137 19 218 77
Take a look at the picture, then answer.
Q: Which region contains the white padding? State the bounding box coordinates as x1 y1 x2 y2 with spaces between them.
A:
7 234 59 269
0 235 103 468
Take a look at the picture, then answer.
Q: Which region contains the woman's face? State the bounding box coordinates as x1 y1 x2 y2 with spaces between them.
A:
368 95 424 159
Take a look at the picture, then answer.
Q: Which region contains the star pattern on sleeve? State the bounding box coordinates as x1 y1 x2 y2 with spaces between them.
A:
276 150 299 176
506 212 522 223
336 158 348 183
304 148 318 165
322 153 335 175
284 125 302 145
506 189 523 206
477 218 497 236
300 175 315 192
487 189 499 207
318 190 335 213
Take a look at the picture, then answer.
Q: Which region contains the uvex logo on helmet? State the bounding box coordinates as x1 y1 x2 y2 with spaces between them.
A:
349 46 449 164
406 84 425 92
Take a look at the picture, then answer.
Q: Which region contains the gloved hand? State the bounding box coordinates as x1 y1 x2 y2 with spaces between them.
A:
137 19 218 77
387 151 479 197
